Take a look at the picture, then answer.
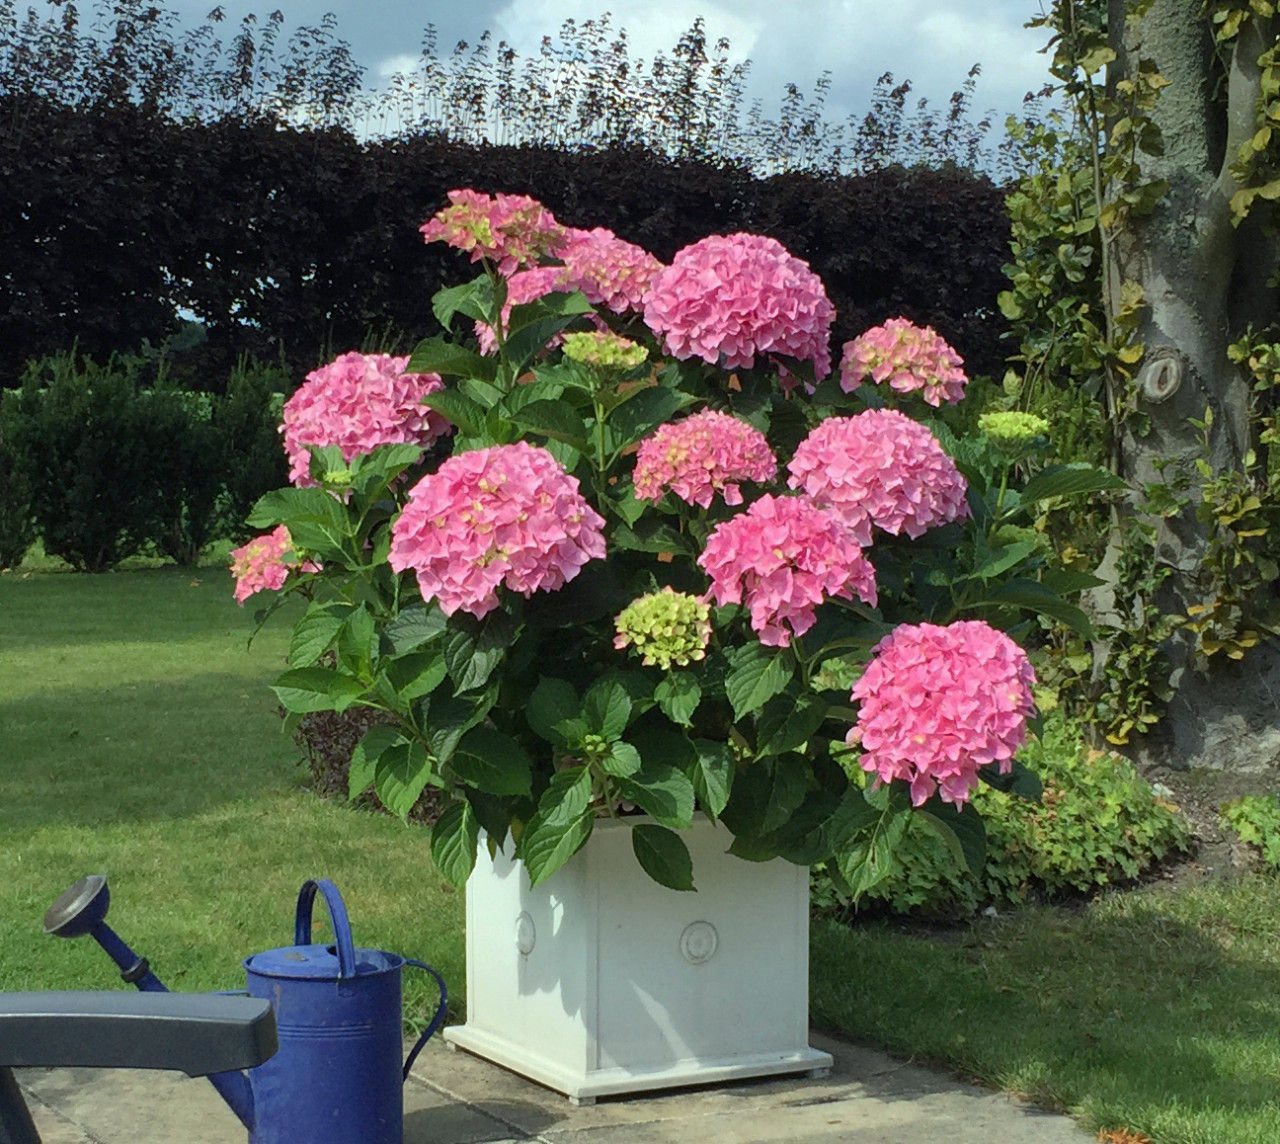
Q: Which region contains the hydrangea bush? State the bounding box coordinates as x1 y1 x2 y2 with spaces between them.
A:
239 190 1124 893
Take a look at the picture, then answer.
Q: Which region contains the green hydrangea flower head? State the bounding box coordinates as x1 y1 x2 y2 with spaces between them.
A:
614 587 711 669
562 330 649 369
978 411 1050 450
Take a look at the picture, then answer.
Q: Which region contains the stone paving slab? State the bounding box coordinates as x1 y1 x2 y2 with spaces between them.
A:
14 1030 1093 1144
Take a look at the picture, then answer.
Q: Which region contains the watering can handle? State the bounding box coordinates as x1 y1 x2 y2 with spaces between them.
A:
400 959 448 1081
293 879 357 979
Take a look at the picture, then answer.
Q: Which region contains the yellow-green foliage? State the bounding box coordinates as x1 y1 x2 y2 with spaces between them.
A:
815 711 1192 916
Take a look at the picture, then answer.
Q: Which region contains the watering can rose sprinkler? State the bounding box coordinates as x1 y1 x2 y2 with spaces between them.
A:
43 874 447 1144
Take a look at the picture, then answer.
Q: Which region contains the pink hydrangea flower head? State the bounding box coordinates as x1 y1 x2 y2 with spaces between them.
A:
840 318 968 406
786 409 970 547
280 352 450 487
633 410 778 509
642 233 835 378
419 189 566 276
387 442 607 619
229 525 303 604
557 226 664 314
849 620 1037 806
698 494 877 647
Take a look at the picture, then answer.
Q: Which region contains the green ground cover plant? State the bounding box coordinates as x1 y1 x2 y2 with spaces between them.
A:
0 566 463 1026
813 709 1191 916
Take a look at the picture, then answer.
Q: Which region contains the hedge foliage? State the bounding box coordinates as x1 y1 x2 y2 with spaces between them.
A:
0 350 288 571
1 96 1012 387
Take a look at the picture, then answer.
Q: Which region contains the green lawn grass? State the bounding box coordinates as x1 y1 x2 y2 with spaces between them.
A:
6 564 1280 1143
0 565 464 1027
811 882 1280 1144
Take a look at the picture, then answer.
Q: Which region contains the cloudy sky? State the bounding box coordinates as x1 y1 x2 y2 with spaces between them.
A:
154 0 1054 128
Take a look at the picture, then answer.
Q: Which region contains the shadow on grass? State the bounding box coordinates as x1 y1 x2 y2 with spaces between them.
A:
0 673 300 829
810 896 1280 1140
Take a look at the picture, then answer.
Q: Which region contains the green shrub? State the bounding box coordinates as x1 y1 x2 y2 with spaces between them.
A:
211 356 291 543
2 350 291 571
1221 794 1280 869
3 353 169 571
813 711 1193 917
0 404 35 569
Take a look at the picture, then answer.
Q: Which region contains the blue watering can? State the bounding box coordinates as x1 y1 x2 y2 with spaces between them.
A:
43 875 447 1144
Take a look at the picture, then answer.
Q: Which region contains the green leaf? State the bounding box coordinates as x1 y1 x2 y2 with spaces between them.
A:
614 764 695 828
836 799 911 898
583 679 632 739
422 694 477 766
504 292 594 372
520 809 594 887
773 786 880 865
272 667 366 713
289 606 347 668
508 399 589 452
382 651 447 702
535 765 594 827
374 739 435 819
384 604 447 654
631 824 695 891
430 801 480 888
916 800 988 876
423 390 488 437
432 279 491 330
756 692 828 757
337 606 376 674
980 757 1044 801
724 644 794 721
407 336 497 382
719 755 808 838
452 726 533 796
1019 463 1127 504
442 611 514 692
978 579 1096 639
655 674 701 727
527 677 580 745
347 723 403 799
967 539 1040 582
606 387 695 451
247 486 347 533
691 739 734 820
602 740 643 777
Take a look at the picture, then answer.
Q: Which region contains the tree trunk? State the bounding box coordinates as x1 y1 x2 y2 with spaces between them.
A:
1105 0 1280 771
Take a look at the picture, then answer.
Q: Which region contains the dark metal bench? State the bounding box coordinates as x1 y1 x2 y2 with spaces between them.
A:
0 991 277 1144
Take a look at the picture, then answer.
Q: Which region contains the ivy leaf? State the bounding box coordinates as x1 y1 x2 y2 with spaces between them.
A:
631 824 695 891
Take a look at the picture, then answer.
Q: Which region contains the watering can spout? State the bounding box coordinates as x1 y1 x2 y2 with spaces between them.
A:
44 875 258 1131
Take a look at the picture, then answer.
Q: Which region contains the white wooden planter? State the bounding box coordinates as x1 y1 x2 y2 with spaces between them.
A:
443 816 832 1103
